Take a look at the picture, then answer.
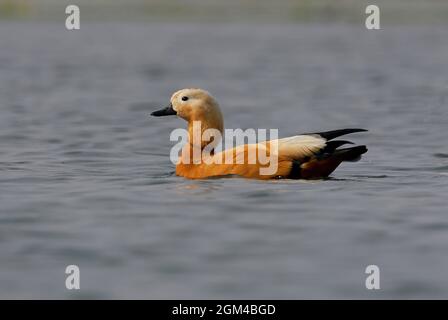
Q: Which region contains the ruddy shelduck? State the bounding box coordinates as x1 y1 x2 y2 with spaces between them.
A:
151 88 368 180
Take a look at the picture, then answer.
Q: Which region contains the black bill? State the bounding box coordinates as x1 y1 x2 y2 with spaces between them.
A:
151 104 177 117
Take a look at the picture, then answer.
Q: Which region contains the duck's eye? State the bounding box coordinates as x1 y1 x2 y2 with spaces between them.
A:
181 96 189 102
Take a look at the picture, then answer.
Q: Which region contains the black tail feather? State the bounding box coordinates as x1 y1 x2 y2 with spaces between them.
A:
322 140 354 153
310 128 367 141
334 145 368 162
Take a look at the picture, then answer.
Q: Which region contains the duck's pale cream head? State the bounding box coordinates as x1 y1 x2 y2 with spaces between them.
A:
151 88 224 134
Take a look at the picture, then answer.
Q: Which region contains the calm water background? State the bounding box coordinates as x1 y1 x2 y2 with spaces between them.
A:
0 21 447 299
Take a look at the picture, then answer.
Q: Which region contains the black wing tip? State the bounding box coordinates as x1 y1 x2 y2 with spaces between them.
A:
347 128 368 134
310 128 368 141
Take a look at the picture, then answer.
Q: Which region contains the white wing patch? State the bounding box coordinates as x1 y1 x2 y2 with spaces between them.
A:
210 134 326 164
262 134 326 160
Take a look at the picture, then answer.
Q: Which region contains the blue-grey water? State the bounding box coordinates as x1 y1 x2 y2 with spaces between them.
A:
0 21 447 299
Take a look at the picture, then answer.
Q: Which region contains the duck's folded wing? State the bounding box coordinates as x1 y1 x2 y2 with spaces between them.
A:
263 135 326 160
262 128 368 161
